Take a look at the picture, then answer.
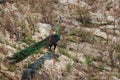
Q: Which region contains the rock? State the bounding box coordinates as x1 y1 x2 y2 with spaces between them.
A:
44 59 54 70
0 30 11 44
44 54 74 77
112 76 119 80
58 0 78 4
32 35 39 41
14 11 22 18
100 25 120 36
58 0 90 9
104 66 111 71
5 3 18 12
79 57 86 63
37 23 52 39
1 63 8 70
100 25 118 30
82 27 107 39
11 4 18 11
111 36 117 43
77 43 101 58
0 43 16 56
0 53 4 60
94 29 107 39
59 55 71 61
67 42 78 51
91 12 105 23
107 16 115 21
55 55 73 71
6 45 16 55
116 30 120 35
0 34 6 44
79 1 91 9
30 13 42 22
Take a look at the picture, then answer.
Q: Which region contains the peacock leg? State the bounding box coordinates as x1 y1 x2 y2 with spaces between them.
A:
53 44 57 51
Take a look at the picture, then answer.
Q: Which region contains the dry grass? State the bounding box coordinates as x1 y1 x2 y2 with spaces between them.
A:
1 0 57 42
76 7 92 27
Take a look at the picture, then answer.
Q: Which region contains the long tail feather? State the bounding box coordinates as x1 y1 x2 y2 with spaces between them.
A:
9 37 49 64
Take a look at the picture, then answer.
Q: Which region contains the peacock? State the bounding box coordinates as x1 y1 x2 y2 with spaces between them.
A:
8 25 61 64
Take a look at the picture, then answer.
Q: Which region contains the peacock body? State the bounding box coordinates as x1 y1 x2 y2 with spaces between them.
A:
9 33 60 64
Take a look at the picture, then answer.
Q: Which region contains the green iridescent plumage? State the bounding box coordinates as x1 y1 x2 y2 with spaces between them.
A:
9 36 49 64
9 26 61 64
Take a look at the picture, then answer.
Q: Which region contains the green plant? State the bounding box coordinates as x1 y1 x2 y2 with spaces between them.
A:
85 55 93 66
24 61 31 68
66 62 72 72
67 36 77 43
58 48 78 62
53 0 59 3
59 40 67 48
76 9 92 27
0 73 9 80
23 35 36 45
114 44 120 53
70 29 77 36
8 65 16 72
12 44 17 49
98 64 104 71
113 71 120 78
117 53 120 60
90 76 99 80
78 29 94 43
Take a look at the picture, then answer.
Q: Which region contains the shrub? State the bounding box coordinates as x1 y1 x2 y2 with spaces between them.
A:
76 8 92 27
85 54 93 66
114 44 120 53
66 62 72 72
52 0 59 3
8 65 16 72
78 29 94 43
67 36 77 43
58 48 78 62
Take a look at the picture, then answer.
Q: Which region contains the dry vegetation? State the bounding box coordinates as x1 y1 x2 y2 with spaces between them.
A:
0 0 120 80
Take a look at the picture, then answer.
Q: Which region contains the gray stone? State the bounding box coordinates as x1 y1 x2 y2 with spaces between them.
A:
37 23 52 38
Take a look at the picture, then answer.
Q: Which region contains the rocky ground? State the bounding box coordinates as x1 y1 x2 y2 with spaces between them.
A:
0 0 120 80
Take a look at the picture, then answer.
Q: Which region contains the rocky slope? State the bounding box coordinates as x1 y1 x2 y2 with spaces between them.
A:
0 0 120 80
